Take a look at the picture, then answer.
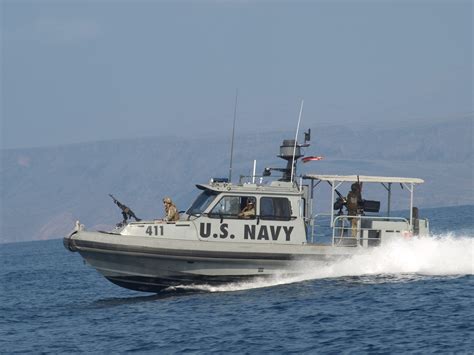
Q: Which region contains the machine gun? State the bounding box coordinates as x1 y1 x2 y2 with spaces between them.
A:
109 194 141 225
330 180 380 215
333 188 347 214
327 181 347 214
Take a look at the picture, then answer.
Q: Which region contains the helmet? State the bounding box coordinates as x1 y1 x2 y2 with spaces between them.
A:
163 197 172 204
351 183 359 192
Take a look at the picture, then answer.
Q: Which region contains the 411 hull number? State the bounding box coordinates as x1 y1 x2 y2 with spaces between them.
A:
145 225 164 236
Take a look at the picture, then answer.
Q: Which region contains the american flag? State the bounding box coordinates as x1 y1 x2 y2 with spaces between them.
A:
302 156 323 163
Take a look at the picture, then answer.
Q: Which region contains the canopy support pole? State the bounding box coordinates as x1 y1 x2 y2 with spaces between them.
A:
330 181 344 227
402 182 415 229
308 179 321 241
330 181 335 227
310 179 314 242
410 183 414 228
381 182 392 217
388 183 392 217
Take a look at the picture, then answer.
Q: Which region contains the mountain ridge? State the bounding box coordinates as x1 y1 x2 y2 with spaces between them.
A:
1 117 472 243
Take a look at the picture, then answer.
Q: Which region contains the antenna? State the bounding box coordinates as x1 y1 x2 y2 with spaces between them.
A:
290 99 304 183
228 89 238 182
252 159 257 183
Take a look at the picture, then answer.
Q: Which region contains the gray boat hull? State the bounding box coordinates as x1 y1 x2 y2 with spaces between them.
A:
64 231 357 293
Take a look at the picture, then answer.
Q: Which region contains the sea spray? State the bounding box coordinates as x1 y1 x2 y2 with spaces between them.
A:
174 234 473 293
307 233 474 277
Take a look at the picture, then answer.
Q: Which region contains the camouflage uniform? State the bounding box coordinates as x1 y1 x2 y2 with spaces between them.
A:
346 183 362 237
163 197 179 222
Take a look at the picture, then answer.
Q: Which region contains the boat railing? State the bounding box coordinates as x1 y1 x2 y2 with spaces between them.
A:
332 215 411 247
306 213 333 244
238 175 267 185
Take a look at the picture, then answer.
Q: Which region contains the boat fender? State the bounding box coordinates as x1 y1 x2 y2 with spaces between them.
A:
63 231 79 252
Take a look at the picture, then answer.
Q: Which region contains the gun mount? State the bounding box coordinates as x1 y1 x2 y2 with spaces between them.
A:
263 129 311 182
109 194 141 225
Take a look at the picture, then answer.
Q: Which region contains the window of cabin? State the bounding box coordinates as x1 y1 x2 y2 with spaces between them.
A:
209 196 256 219
260 197 292 220
186 189 218 215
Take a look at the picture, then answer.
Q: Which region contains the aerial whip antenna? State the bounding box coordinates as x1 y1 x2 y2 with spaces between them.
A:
228 89 238 182
290 99 304 183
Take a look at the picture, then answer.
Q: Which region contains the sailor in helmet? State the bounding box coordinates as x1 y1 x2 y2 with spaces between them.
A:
163 197 179 222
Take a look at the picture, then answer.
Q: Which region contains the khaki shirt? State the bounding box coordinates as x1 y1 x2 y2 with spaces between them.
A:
239 205 255 218
165 204 179 221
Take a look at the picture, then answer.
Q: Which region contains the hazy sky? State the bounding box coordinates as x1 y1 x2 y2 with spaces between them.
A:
1 0 472 149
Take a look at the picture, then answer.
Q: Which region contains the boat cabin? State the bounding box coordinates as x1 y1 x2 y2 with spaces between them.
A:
183 180 307 245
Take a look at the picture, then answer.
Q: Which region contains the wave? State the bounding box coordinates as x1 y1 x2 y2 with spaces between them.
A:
172 233 473 293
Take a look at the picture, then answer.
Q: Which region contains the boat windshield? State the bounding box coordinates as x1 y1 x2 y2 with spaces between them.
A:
186 190 218 215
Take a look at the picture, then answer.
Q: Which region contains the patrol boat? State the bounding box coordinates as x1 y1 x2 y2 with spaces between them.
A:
64 135 429 293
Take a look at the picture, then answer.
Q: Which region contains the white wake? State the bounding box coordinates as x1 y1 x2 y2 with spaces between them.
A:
173 234 473 293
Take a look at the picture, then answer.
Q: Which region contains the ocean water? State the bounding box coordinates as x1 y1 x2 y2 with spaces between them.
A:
1 205 473 353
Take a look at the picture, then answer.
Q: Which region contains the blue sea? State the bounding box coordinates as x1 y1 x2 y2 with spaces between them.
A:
1 205 473 353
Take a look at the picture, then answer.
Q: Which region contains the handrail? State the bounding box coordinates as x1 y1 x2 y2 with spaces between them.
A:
305 214 412 246
306 213 333 243
333 215 410 224
332 215 410 247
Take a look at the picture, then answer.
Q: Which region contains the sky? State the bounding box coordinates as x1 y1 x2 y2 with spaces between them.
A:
1 0 472 149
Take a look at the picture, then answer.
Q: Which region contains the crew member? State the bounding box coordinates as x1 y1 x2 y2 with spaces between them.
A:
163 197 179 222
346 182 362 237
238 199 255 219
